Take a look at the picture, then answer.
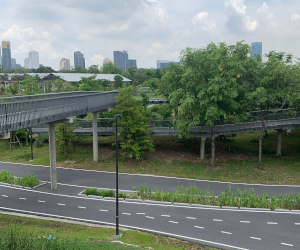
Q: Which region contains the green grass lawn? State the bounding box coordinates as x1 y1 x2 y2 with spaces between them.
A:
0 128 300 185
0 214 217 250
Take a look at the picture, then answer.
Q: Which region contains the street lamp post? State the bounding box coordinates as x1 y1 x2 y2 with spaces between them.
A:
115 114 122 238
29 127 34 161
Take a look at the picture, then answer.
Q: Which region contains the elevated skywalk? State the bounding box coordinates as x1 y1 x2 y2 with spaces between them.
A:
0 91 118 134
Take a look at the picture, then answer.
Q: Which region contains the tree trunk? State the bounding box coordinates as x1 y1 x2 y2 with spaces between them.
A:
211 127 215 168
258 119 266 169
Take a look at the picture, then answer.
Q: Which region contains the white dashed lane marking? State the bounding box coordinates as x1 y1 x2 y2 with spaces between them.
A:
240 221 250 223
169 221 178 224
267 222 278 225
213 219 223 222
78 206 86 209
281 243 293 247
250 237 261 241
58 203 65 206
38 200 45 203
194 226 204 229
186 217 196 220
100 209 108 212
295 223 300 225
221 231 232 235
146 216 154 219
122 213 131 215
161 215 170 217
1 195 8 197
19 198 26 200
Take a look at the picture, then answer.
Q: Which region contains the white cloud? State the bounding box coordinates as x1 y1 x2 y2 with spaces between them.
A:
192 11 208 24
90 54 105 66
225 0 246 15
291 14 300 22
151 42 163 48
257 2 269 13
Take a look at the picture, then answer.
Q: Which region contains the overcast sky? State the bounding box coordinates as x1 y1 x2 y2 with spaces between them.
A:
0 0 299 70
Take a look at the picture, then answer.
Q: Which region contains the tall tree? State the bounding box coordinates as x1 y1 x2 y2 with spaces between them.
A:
21 75 41 95
114 75 123 89
100 62 122 74
112 87 154 160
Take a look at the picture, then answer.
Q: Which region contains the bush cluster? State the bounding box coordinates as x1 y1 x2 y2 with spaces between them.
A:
0 170 40 188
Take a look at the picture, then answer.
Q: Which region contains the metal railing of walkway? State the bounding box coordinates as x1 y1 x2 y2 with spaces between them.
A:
0 91 119 134
32 111 300 137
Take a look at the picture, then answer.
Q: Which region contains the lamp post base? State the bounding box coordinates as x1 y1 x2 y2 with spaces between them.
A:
112 233 122 238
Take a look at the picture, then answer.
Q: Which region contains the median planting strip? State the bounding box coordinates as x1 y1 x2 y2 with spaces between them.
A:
80 183 300 211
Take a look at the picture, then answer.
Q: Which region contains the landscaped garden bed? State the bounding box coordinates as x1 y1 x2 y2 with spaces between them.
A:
81 184 300 211
0 169 44 188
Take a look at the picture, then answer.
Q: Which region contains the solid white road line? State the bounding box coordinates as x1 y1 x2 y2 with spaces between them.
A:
194 226 204 229
250 237 261 241
38 200 45 203
100 209 108 212
169 221 178 224
240 221 250 223
213 219 223 222
1 195 8 197
146 216 154 219
281 243 293 247
267 222 278 225
58 203 65 206
78 206 86 209
186 217 196 220
221 231 232 235
122 213 131 215
136 213 145 215
19 198 26 200
295 223 300 225
161 215 170 217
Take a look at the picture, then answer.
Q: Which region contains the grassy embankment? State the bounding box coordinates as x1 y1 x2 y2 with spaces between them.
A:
0 129 299 185
0 214 217 250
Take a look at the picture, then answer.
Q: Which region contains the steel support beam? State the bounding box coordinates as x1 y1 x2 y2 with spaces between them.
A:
200 137 206 160
93 112 98 162
48 122 57 190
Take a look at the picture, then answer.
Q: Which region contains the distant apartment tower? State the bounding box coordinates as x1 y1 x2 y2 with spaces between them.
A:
157 60 180 69
11 58 16 69
29 50 39 69
113 50 128 70
251 42 262 59
24 58 30 69
2 41 11 70
125 59 137 70
60 58 70 70
14 64 21 69
0 46 2 66
74 51 85 69
103 58 112 64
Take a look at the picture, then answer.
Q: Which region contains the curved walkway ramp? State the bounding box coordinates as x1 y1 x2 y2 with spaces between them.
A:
0 91 118 134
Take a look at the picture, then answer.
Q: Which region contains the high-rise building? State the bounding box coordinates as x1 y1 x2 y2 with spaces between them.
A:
113 50 128 70
11 58 16 69
103 58 112 64
29 50 39 69
0 46 2 66
251 42 262 59
157 60 181 69
14 64 21 69
74 51 85 69
125 59 137 70
24 58 30 69
2 41 11 70
60 58 70 70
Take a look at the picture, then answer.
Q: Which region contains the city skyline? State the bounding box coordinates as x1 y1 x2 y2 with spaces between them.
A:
0 1 299 70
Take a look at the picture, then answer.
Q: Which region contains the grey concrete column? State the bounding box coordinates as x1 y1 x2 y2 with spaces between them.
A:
48 122 57 190
200 137 206 160
277 129 282 156
92 112 98 162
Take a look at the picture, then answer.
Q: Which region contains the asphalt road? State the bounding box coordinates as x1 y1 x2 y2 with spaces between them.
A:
1 161 300 196
1 161 300 249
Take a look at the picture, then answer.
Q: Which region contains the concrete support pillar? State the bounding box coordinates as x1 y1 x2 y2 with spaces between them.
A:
200 137 206 160
92 112 98 162
48 122 57 190
276 129 282 156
